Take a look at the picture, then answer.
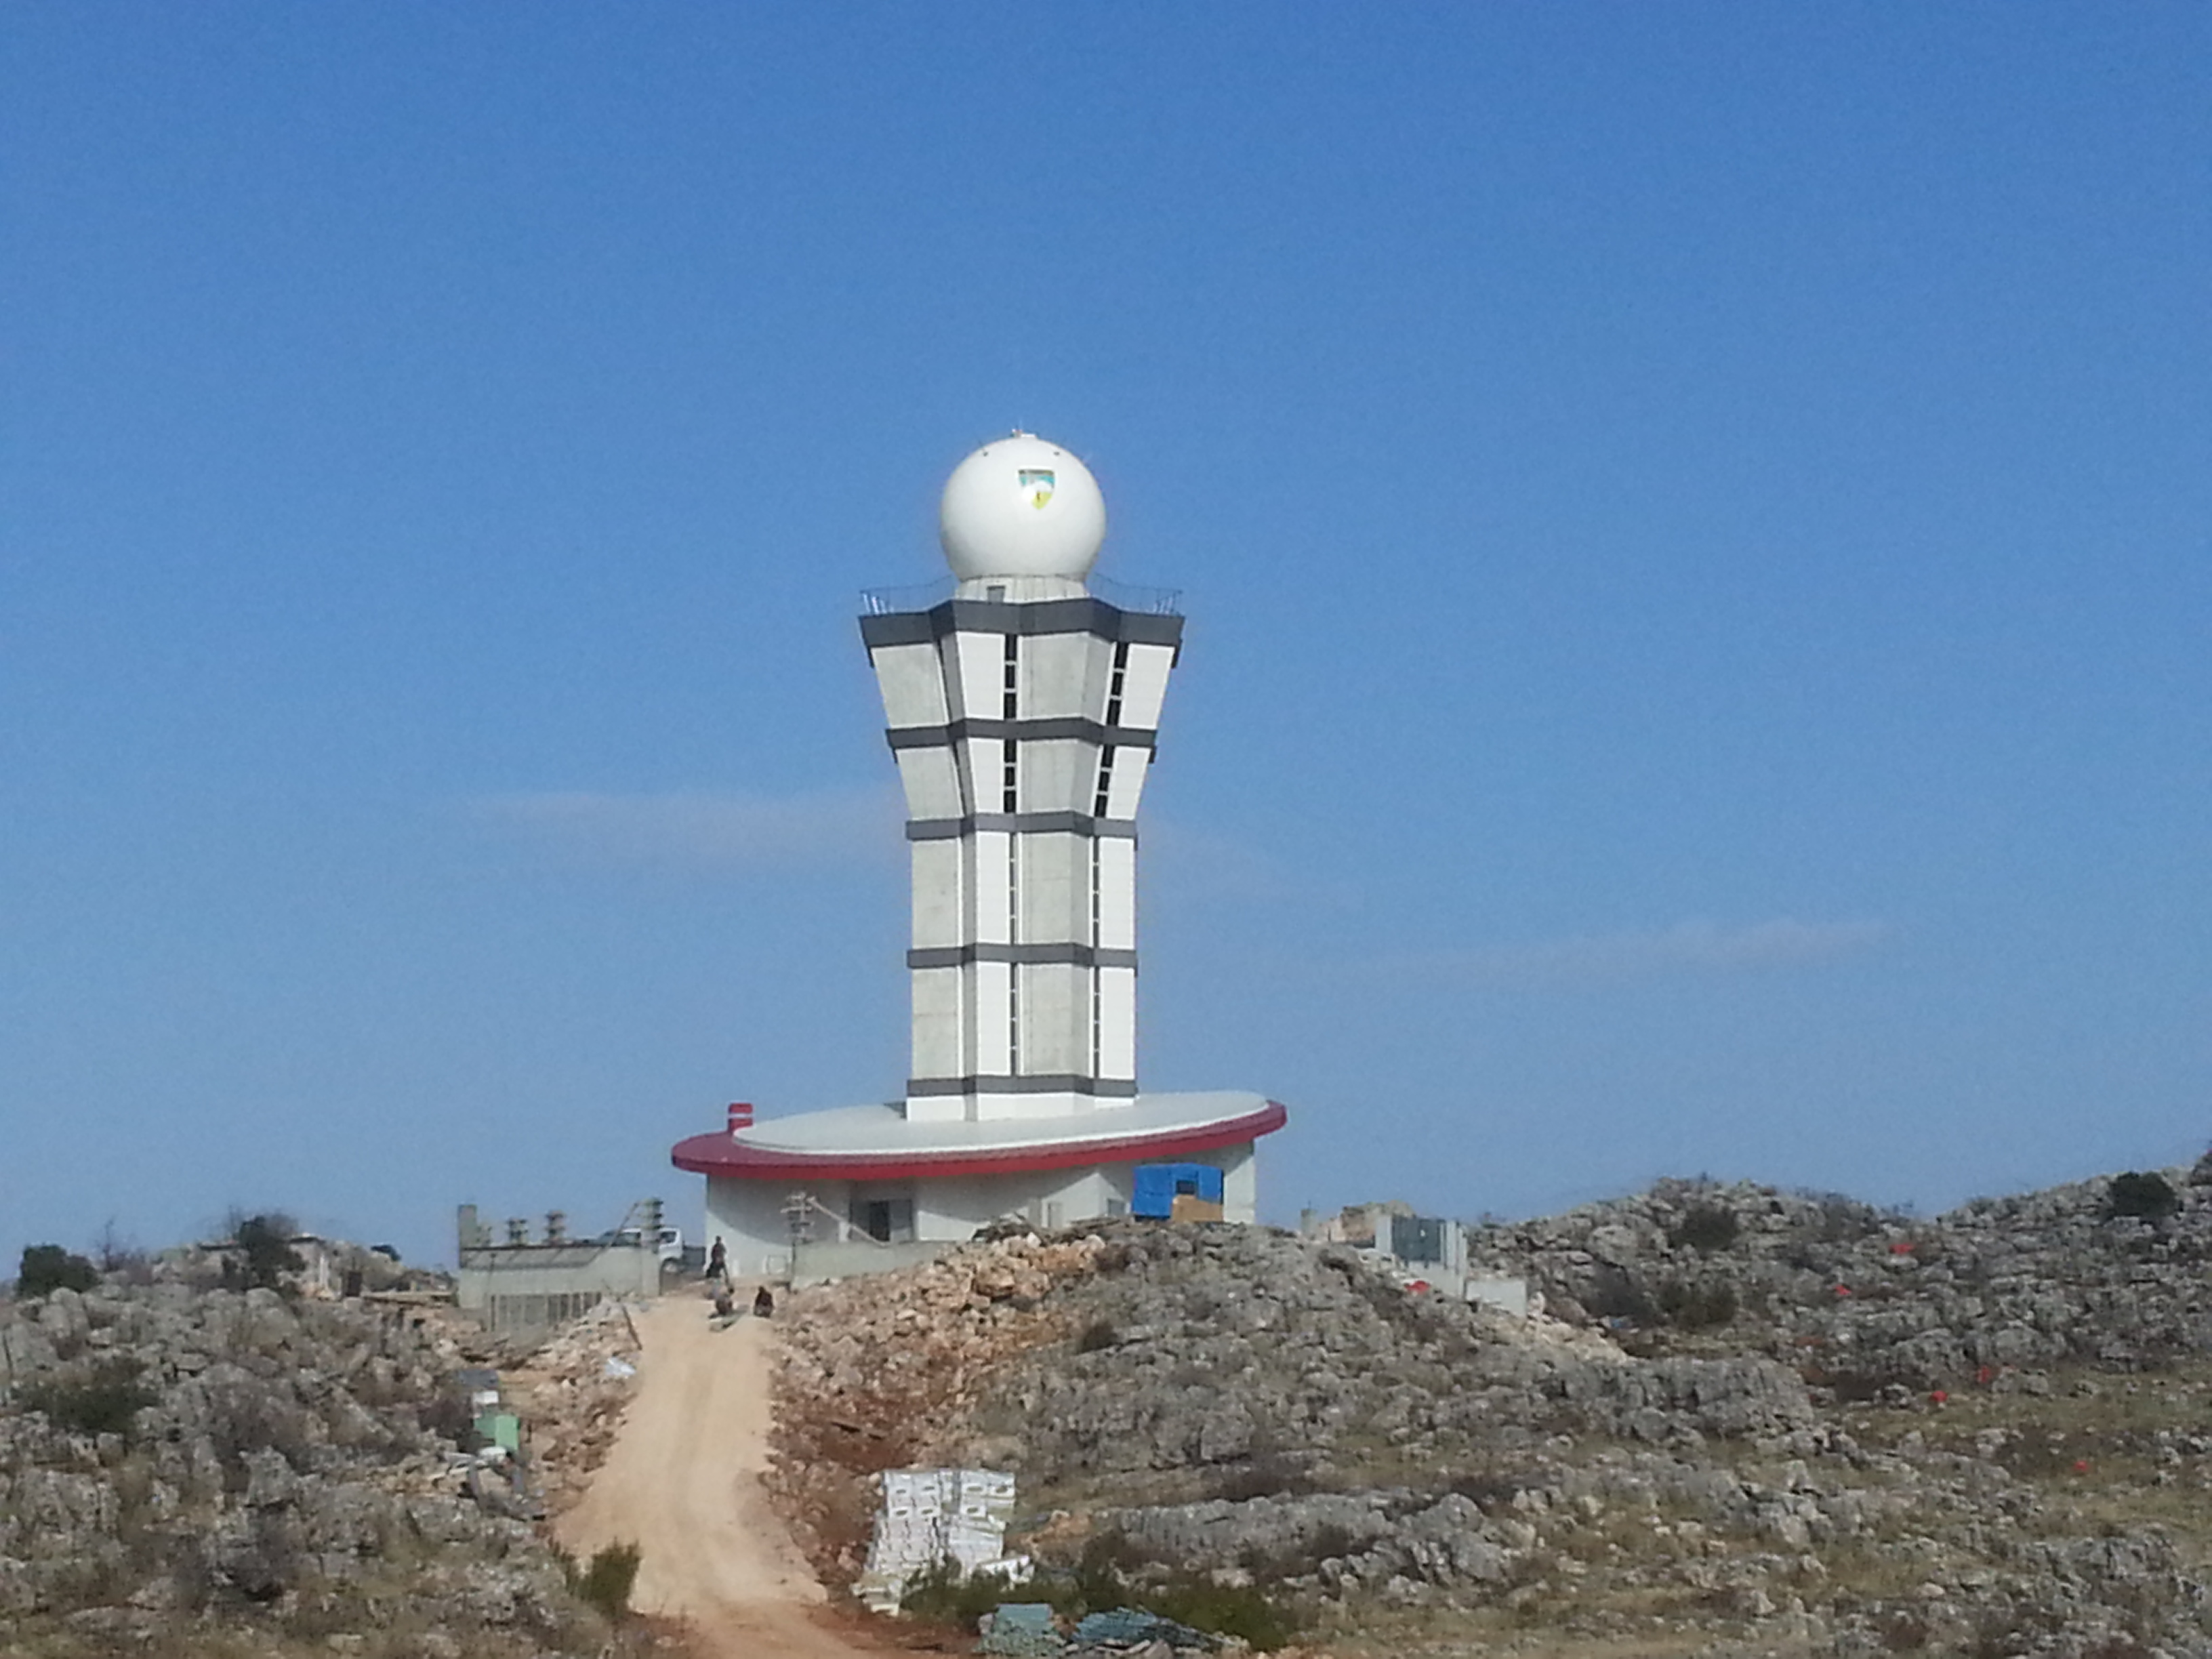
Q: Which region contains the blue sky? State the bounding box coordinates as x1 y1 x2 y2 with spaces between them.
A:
3 5 2207 1268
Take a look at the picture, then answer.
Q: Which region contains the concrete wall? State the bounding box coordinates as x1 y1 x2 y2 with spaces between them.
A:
455 1242 662 1332
790 1239 952 1286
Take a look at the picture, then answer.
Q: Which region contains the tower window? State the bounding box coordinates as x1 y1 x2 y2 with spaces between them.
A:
1092 745 1115 819
1002 634 1019 719
1003 741 1019 813
1008 836 1021 1067
1105 640 1130 727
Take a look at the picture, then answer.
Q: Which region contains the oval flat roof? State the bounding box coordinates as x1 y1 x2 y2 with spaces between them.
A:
671 1090 1286 1181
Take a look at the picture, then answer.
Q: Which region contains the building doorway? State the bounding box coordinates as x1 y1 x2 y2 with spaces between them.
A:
854 1195 915 1244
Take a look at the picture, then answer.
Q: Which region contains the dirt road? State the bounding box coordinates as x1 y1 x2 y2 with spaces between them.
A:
555 1295 884 1658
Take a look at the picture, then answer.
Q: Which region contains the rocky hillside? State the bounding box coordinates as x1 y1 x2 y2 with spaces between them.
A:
1464 1162 2212 1377
0 1263 643 1659
773 1166 2212 1659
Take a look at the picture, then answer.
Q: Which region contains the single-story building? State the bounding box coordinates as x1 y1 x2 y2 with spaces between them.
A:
672 1091 1285 1282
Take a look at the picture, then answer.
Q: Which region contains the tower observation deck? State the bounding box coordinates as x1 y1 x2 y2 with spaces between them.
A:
861 434 1181 1123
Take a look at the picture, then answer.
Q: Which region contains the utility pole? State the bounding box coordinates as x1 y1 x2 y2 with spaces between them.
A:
781 1188 812 1291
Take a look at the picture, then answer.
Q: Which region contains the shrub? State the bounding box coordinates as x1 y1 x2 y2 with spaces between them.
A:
417 1381 477 1448
896 1557 1008 1626
1075 1319 1119 1354
20 1359 158 1437
203 1374 312 1478
1580 1262 1656 1325
1037 1536 1302 1647
565 1542 641 1622
1207 1451 1317 1502
94 1220 151 1280
1447 1470 1525 1507
222 1213 305 1293
1656 1278 1739 1329
17 1243 98 1298
2108 1172 2179 1222
1142 1575 1300 1651
1670 1203 1741 1253
1023 1532 1145 1622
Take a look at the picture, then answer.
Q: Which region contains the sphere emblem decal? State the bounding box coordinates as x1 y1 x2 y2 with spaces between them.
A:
1020 468 1056 510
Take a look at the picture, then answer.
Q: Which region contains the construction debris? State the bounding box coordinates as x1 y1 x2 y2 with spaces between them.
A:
854 1466 1025 1612
492 1295 647 1514
979 1603 1064 1656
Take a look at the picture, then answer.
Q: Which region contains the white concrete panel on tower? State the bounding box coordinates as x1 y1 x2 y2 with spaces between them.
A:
1115 642 1176 731
972 960 1015 1072
946 630 1002 723
912 967 965 1078
1097 967 1138 1082
939 434 1107 582
904 1092 969 1124
968 736 1011 815
1096 838 1136 949
1103 750 1151 819
872 642 951 729
968 831 1012 944
911 840 964 949
1020 739 1087 817
1019 962 1087 1074
1020 832 1088 943
1019 632 1096 720
894 748 965 821
977 1088 1092 1122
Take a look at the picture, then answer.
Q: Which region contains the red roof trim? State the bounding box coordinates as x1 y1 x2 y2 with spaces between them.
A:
670 1099 1288 1181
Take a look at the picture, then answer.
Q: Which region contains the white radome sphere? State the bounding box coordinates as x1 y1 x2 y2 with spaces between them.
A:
939 432 1106 581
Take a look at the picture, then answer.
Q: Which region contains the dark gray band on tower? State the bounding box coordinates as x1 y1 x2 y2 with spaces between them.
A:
907 1074 1141 1098
861 597 1184 651
886 717 1157 751
907 943 1139 970
906 812 1139 841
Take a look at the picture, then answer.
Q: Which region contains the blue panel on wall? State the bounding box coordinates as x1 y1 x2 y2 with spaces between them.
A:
1132 1163 1224 1218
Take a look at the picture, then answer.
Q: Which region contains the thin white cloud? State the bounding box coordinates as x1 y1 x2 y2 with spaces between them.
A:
472 787 901 872
1427 916 1891 990
1141 816 1292 903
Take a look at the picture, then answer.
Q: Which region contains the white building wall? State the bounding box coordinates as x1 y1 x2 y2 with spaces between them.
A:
1214 1143 1258 1225
702 1177 800 1280
708 1137 1259 1279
